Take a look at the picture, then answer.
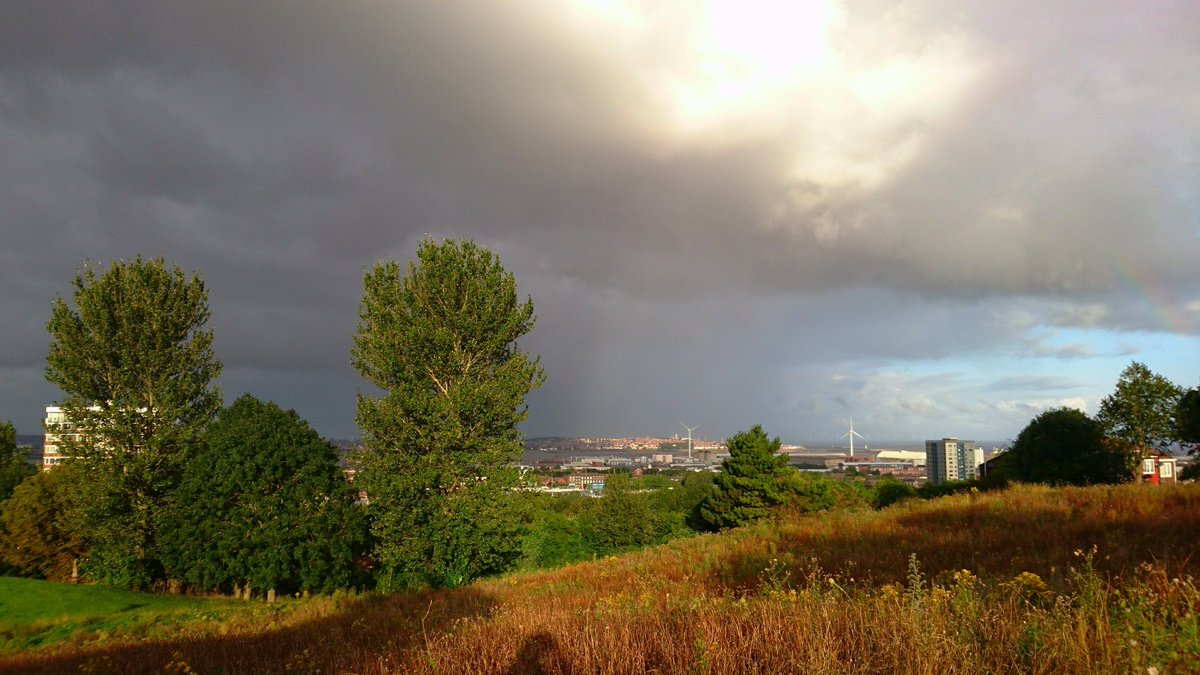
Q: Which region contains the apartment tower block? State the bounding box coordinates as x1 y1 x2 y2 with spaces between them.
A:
925 438 983 485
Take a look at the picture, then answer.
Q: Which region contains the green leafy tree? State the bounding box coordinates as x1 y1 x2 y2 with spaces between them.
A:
45 257 222 587
519 507 592 570
1007 408 1129 485
0 466 87 580
873 478 918 509
1097 362 1182 465
697 425 797 530
352 238 544 589
916 479 976 498
158 395 367 595
580 473 659 556
0 421 35 501
787 473 871 512
1175 387 1200 454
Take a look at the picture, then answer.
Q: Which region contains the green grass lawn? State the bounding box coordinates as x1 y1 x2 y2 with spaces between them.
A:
0 576 245 653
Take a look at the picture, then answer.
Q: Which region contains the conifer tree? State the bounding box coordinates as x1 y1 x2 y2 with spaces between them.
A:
698 425 797 530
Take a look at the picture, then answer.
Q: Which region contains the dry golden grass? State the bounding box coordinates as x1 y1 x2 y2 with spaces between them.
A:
4 483 1198 674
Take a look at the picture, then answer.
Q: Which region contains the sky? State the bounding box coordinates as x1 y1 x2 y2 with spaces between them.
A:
1 1 1198 446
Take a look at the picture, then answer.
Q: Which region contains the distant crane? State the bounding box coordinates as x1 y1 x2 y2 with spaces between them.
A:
679 422 699 460
842 417 865 458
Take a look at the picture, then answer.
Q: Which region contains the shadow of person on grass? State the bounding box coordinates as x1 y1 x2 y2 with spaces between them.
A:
504 630 572 675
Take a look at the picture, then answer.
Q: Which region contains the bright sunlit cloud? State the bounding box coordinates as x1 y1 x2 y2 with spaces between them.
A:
566 0 982 193
673 0 841 133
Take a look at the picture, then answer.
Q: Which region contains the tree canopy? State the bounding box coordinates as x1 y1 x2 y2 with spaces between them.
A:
698 425 797 530
580 473 658 556
1005 407 1129 486
157 395 366 595
44 257 222 588
0 421 35 502
1097 362 1182 457
1175 387 1200 454
0 466 86 581
352 238 544 589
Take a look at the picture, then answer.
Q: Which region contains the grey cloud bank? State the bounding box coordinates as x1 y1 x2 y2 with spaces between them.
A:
2 1 1198 443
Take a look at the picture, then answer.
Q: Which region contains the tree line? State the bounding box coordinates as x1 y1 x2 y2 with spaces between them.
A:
1 240 1196 594
989 362 1200 486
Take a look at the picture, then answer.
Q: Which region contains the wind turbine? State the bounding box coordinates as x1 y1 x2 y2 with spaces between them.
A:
679 422 699 460
842 417 865 458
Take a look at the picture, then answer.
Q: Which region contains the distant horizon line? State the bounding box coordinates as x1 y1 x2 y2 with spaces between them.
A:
13 432 1012 447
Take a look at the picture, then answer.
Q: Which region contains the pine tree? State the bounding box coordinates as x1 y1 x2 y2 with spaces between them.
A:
698 425 797 530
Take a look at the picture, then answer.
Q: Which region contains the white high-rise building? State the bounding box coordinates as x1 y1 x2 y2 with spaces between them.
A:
925 438 984 485
42 406 79 470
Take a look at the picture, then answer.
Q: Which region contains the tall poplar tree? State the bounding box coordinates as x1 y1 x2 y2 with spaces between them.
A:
45 257 221 587
352 238 544 589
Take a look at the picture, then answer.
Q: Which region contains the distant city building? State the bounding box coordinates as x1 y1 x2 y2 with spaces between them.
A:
925 438 983 485
42 404 126 471
874 449 927 466
568 474 606 491
41 406 80 470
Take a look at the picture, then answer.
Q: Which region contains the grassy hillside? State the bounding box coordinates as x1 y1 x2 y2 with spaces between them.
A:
0 577 270 654
0 576 212 626
3 483 1198 673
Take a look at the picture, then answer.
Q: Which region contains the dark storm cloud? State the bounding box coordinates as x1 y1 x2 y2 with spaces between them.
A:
2 1 1197 441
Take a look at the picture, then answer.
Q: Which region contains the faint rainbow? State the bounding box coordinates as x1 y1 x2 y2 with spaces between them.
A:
1113 263 1192 334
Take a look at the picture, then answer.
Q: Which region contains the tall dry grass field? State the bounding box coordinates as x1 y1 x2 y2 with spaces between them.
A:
4 483 1198 674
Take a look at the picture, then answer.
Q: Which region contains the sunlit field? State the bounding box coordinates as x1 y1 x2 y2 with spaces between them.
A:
4 483 1198 674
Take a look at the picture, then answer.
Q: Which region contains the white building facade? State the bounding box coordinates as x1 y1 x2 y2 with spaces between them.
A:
41 406 79 470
